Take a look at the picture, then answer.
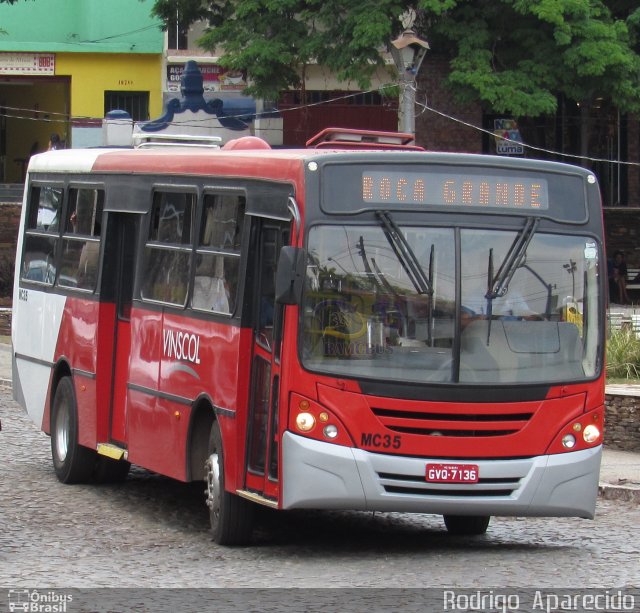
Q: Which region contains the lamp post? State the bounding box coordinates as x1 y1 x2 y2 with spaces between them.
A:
390 13 429 137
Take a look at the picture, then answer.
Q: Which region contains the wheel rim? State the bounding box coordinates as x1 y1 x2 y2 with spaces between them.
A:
54 399 70 462
204 452 221 523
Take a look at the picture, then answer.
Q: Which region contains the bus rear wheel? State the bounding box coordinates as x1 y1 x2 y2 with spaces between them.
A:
443 514 491 536
51 376 97 483
204 421 254 546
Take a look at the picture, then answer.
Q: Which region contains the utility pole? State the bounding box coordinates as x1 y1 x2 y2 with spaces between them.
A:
389 10 429 137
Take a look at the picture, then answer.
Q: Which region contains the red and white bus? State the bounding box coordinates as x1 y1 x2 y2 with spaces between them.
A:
12 128 605 544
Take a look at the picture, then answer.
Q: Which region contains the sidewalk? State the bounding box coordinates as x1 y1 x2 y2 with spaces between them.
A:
0 341 10 389
598 448 640 503
0 341 638 502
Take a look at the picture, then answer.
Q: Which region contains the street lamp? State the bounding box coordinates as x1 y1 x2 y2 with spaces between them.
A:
563 259 577 298
390 17 429 136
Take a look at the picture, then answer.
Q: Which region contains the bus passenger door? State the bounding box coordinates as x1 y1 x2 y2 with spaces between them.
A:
104 213 137 444
245 221 289 502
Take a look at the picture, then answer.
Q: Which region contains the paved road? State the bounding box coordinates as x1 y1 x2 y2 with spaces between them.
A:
1 389 639 597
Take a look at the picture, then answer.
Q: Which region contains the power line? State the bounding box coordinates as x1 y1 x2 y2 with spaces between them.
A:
79 23 165 44
412 87 640 168
2 86 639 168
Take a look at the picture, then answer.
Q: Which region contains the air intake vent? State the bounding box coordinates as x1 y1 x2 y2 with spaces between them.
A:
371 406 533 437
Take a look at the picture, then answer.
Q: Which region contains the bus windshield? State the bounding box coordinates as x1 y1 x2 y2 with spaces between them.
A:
301 223 600 385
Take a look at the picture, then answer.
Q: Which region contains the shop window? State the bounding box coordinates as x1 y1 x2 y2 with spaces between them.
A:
104 91 149 122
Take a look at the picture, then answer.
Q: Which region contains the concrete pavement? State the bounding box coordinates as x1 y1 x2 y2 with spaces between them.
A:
1 341 637 502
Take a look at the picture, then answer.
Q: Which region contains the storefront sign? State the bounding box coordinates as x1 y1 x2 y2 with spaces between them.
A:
493 119 524 155
0 52 55 75
166 63 245 92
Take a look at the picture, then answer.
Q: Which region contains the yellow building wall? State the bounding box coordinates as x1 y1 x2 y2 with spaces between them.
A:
0 53 162 182
55 53 163 119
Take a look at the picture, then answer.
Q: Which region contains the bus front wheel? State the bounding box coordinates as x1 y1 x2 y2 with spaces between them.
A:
51 376 96 483
443 514 491 536
204 421 254 546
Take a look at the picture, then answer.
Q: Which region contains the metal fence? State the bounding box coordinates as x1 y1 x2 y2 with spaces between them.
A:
608 307 640 337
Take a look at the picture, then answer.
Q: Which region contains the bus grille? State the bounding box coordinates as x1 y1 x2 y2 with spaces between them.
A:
377 471 522 497
371 407 533 437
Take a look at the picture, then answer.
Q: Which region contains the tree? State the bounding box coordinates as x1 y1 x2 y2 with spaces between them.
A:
150 1 640 158
150 0 407 100
422 1 640 161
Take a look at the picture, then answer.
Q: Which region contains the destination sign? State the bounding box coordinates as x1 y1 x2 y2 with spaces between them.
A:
362 171 549 210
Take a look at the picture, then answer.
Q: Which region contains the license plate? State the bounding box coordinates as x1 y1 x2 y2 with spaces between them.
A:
426 463 479 483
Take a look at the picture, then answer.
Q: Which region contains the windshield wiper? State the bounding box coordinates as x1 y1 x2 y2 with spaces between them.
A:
376 211 433 296
484 216 539 343
376 211 435 345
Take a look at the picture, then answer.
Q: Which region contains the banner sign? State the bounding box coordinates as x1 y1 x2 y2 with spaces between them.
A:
494 118 524 155
0 52 55 75
166 63 246 92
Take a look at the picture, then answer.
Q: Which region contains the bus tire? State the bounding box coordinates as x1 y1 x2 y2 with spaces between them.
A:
50 376 97 484
204 421 254 546
443 514 490 536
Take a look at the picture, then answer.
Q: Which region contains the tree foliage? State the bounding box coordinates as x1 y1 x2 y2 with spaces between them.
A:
151 0 406 99
424 0 640 117
150 0 640 119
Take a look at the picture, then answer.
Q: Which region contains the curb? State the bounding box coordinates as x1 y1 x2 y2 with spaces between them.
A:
598 483 640 504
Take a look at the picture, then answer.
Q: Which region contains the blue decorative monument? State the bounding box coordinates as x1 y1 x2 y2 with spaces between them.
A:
104 61 282 146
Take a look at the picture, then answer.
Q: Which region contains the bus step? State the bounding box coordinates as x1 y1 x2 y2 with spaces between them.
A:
96 443 128 461
236 489 279 509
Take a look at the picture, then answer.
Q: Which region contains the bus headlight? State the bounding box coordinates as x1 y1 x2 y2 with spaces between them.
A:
583 424 601 444
562 434 576 449
295 412 316 432
323 424 339 439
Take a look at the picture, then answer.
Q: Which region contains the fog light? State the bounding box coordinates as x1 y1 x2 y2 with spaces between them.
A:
583 424 601 444
323 424 338 439
562 434 576 449
296 412 316 432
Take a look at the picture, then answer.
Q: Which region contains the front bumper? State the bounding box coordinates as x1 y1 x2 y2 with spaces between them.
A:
282 432 601 519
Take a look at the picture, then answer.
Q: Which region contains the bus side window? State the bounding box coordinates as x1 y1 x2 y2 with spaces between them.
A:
141 191 194 306
21 185 64 286
58 188 104 291
192 193 245 314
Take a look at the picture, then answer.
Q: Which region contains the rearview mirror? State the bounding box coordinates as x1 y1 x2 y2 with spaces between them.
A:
275 246 306 305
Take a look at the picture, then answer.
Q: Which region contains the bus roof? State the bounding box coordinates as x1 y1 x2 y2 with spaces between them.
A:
26 139 594 183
